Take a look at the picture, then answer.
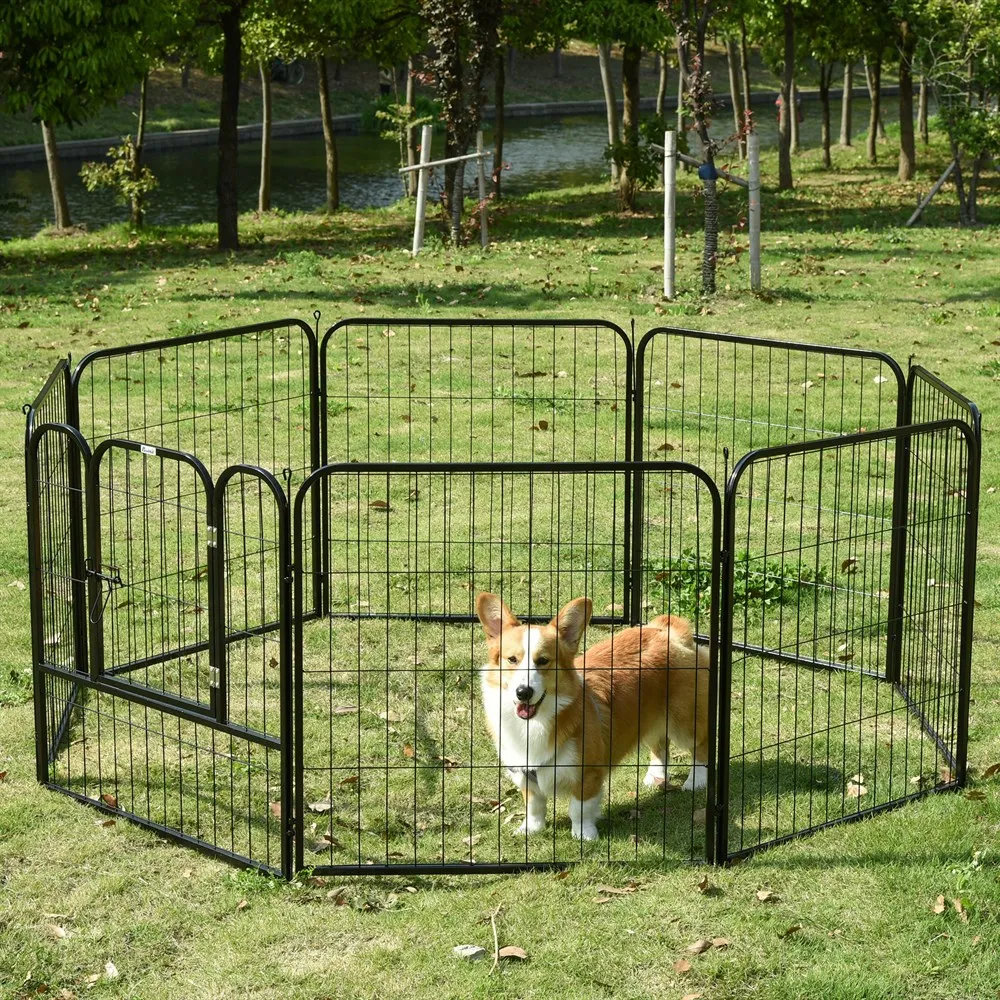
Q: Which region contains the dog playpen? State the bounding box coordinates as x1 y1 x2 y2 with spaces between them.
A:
24 316 980 875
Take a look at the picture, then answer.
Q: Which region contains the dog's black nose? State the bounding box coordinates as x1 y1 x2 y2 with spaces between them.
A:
515 684 534 703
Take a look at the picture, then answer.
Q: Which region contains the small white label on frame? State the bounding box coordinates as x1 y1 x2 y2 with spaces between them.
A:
140 444 156 456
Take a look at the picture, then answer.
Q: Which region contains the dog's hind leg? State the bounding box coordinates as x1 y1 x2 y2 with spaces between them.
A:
643 734 670 787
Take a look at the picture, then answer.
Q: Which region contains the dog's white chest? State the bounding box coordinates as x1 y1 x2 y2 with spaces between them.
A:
480 674 580 796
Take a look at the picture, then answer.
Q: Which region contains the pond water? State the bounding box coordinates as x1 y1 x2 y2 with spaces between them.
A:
0 96 906 239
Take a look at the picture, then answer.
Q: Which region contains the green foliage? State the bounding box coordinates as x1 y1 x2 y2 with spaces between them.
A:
79 137 158 225
645 549 829 620
0 0 168 125
603 114 668 209
363 93 440 134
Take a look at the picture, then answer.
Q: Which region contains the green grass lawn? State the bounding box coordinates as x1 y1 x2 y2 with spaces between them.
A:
2 139 1000 999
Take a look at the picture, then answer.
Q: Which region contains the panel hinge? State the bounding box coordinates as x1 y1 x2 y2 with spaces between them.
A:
209 665 221 689
207 525 218 549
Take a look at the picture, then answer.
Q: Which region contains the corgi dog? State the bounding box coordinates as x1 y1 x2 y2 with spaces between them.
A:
475 592 709 841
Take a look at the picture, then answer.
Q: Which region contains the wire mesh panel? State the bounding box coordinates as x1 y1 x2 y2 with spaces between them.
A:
719 422 977 861
42 682 286 874
71 319 318 483
321 319 632 464
216 466 291 744
26 418 90 774
293 462 715 872
636 328 906 483
86 441 218 712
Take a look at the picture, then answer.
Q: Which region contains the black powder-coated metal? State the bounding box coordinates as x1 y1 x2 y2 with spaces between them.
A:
22 317 981 876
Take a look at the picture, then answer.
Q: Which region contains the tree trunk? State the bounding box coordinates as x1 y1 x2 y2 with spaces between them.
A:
507 45 515 78
918 73 929 144
676 35 688 141
951 144 970 225
41 120 71 229
216 0 241 251
739 17 752 116
968 152 986 223
405 56 417 196
702 176 718 293
554 45 562 77
258 61 272 212
897 22 917 181
839 62 853 146
493 43 505 200
819 63 832 169
317 56 339 212
778 3 794 190
131 72 148 226
865 56 886 140
181 63 191 88
450 161 465 243
656 49 668 118
598 41 620 183
866 56 881 164
726 38 745 158
790 77 800 153
619 41 641 210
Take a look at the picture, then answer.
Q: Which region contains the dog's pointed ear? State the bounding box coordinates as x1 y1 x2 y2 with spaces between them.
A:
550 597 592 652
476 592 519 639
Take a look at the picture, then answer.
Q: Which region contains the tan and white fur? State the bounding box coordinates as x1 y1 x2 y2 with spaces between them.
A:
476 593 709 840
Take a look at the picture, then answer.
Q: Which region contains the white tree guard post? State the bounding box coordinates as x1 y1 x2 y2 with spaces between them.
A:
663 130 677 299
476 130 489 248
748 132 761 291
412 124 433 255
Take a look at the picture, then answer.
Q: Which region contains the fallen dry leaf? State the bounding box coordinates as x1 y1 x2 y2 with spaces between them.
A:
695 875 713 893
95 818 116 828
779 925 803 939
681 994 703 1000
497 946 528 961
269 801 282 818
99 793 118 809
965 790 986 801
236 899 249 912
403 745 416 759
756 889 779 903
46 924 70 940
340 775 359 787
932 895 947 914
331 705 358 715
104 961 119 979
686 939 712 954
595 885 637 896
953 898 969 923
308 799 333 813
712 937 730 949
593 895 614 904
840 557 858 573
0 771 7 782
673 958 692 974
846 780 868 798
462 835 481 847
982 762 1000 779
368 500 391 511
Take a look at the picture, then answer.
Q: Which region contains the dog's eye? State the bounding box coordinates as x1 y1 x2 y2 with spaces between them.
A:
507 655 517 664
534 657 548 666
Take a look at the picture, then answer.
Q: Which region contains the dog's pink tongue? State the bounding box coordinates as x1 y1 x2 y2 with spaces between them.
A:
516 703 537 720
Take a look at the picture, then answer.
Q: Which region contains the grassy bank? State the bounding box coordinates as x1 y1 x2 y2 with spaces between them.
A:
3 40 820 148
1 141 999 1000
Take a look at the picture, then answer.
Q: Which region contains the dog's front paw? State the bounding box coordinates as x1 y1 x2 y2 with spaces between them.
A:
517 815 546 836
643 763 666 787
681 763 707 792
572 822 600 841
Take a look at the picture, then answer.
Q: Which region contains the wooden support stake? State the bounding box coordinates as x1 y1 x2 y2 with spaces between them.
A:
476 130 489 248
663 130 676 299
906 160 957 227
412 124 432 255
748 132 761 291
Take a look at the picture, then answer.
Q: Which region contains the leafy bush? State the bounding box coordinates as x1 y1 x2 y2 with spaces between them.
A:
361 93 440 134
645 549 829 619
79 137 157 226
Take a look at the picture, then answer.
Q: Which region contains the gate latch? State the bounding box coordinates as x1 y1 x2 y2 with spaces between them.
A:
87 561 124 624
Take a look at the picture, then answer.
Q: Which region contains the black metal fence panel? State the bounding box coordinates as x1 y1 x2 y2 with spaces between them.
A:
718 421 978 861
293 462 717 871
22 320 982 876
